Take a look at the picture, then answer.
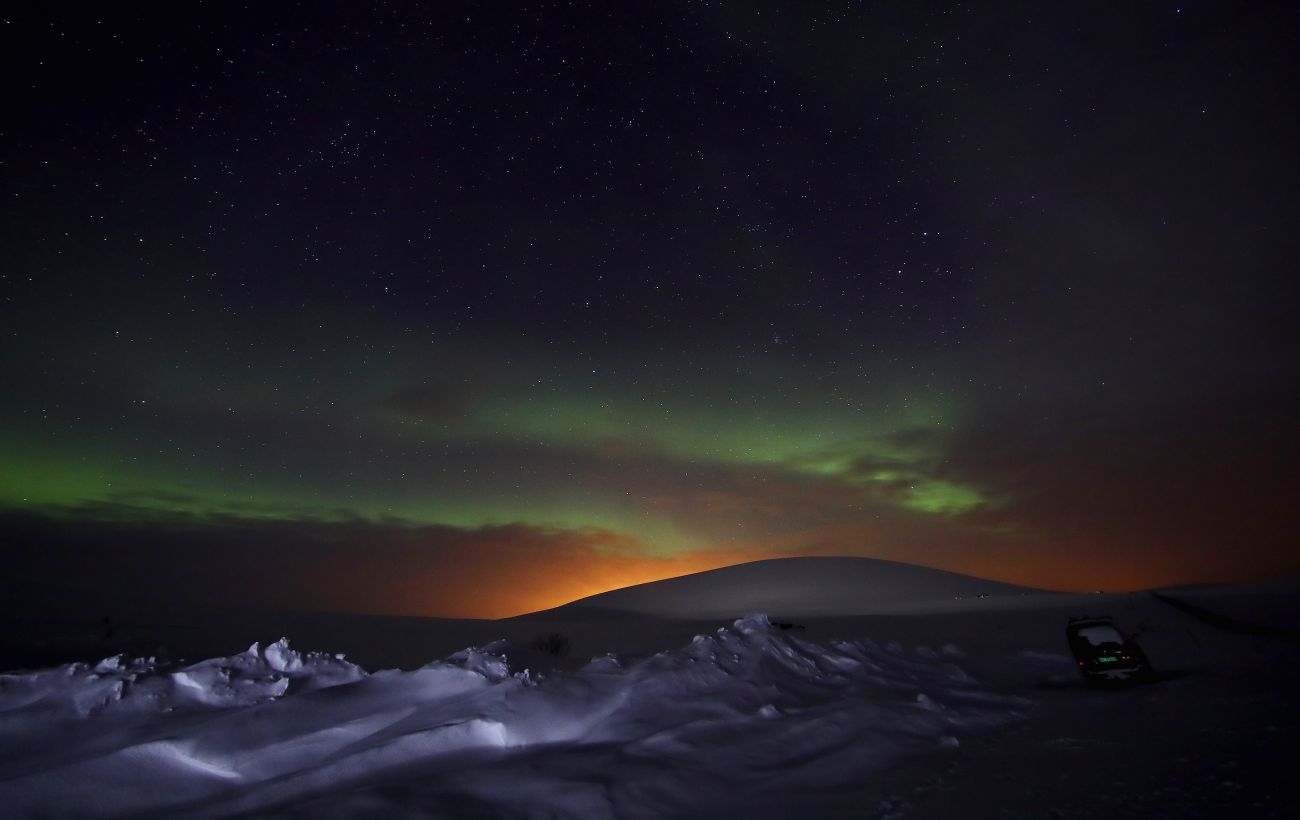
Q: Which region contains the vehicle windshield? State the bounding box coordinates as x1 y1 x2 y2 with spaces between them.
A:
1076 624 1125 646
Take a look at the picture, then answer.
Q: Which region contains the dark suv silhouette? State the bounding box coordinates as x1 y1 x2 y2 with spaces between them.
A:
1066 617 1151 685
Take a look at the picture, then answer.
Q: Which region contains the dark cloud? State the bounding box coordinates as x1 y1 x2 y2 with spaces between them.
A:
933 389 1300 588
0 507 761 620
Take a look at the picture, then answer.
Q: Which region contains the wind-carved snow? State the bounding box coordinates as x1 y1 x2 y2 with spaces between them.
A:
0 616 1026 819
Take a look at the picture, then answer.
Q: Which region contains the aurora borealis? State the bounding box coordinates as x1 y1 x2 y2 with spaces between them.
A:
3 3 1297 618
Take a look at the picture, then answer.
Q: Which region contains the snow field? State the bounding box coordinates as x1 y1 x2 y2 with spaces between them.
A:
0 616 1023 818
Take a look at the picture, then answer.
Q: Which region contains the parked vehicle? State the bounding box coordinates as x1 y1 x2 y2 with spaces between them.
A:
1066 616 1151 685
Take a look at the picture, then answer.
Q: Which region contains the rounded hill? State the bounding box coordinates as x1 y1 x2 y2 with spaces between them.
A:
541 556 1046 618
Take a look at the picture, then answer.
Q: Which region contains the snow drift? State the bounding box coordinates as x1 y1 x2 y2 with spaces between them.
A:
0 616 1023 818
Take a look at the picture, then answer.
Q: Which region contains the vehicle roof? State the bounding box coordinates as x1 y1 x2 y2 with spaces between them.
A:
1067 616 1116 627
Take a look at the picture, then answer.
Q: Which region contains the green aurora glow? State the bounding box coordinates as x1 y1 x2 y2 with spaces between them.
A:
0 364 987 550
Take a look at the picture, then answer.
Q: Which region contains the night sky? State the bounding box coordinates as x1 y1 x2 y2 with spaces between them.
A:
3 2 1297 619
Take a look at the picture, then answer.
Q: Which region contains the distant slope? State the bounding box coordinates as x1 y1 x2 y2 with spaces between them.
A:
536 557 1047 618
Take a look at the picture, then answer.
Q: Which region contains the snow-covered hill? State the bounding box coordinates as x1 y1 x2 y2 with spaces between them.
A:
2 567 1297 818
543 556 1046 618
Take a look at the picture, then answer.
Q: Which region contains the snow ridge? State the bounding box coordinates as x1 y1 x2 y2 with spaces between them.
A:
0 617 1025 819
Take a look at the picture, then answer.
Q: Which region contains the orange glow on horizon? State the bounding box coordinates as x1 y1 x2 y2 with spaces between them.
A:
292 516 1300 620
336 548 1197 620
389 547 770 620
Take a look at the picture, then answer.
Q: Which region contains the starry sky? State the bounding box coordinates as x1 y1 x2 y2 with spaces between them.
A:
3 2 1297 619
